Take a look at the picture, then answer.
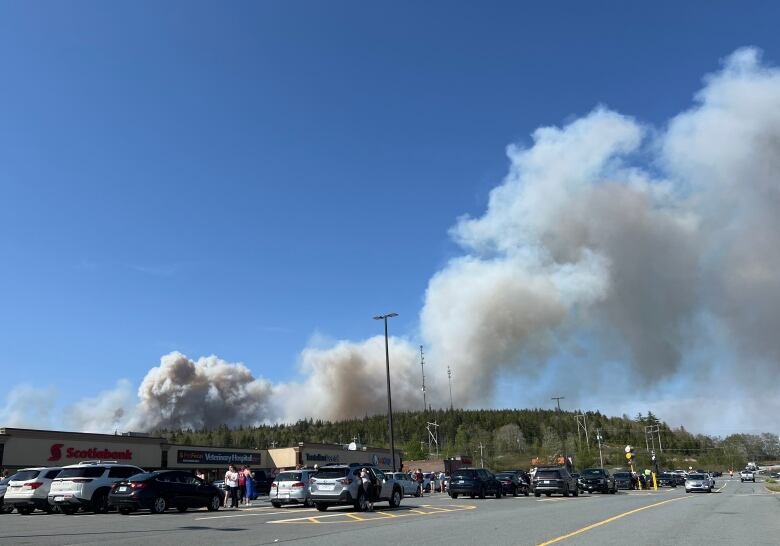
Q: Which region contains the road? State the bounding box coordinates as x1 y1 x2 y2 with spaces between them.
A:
0 478 777 545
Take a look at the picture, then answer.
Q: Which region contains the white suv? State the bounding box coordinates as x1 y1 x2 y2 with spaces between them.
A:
48 461 144 515
3 467 64 514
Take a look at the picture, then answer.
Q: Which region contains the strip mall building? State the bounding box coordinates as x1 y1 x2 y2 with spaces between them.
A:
0 428 401 479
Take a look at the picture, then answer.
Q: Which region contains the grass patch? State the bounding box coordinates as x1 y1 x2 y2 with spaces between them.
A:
765 482 780 493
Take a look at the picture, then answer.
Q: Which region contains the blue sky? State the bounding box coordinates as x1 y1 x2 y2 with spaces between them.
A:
1 1 779 431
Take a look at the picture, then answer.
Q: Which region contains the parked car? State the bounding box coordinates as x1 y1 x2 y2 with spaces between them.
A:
1 474 17 514
270 469 316 508
3 467 63 514
685 473 712 493
251 470 274 497
533 466 579 497
657 473 678 488
494 471 530 496
448 468 502 499
423 472 440 492
309 464 403 512
109 470 222 514
390 472 422 497
48 461 144 515
613 471 634 490
578 468 616 494
740 469 755 483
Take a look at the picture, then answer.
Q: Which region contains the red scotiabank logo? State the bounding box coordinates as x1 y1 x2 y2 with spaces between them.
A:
48 443 64 461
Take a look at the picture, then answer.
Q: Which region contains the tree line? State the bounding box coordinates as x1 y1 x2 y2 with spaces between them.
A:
157 409 780 471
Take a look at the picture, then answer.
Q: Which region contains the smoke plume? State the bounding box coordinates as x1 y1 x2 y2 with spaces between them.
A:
6 47 778 435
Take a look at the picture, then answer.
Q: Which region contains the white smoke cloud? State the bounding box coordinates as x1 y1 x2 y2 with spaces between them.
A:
0 384 57 429
4 48 779 435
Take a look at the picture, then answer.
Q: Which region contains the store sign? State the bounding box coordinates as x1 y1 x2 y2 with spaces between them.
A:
176 449 262 465
47 443 133 462
305 452 341 463
371 454 393 467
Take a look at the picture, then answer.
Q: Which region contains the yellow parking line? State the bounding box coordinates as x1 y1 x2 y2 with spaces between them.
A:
345 513 365 521
307 517 321 523
537 496 689 546
376 511 399 518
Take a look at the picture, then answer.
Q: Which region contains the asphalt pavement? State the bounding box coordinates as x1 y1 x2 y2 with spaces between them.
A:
0 478 777 545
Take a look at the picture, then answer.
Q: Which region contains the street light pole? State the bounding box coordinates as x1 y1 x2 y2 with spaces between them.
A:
374 312 398 472
552 396 566 466
596 430 604 469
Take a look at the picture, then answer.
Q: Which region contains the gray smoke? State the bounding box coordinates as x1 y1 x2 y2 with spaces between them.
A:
17 47 779 434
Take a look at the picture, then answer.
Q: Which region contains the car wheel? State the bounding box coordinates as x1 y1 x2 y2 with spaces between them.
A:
207 495 221 512
271 501 282 508
545 493 552 497
450 493 458 499
17 507 33 515
92 491 109 514
534 492 541 497
512 487 518 497
573 487 579 497
354 491 367 512
315 503 328 512
685 489 691 493
389 488 402 508
60 506 77 515
563 485 570 498
177 506 188 512
478 487 486 499
151 496 167 514
495 487 501 499
304 496 314 508
524 488 530 497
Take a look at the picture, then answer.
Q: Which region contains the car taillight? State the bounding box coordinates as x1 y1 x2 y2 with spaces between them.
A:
291 482 305 489
23 482 44 489
130 482 147 489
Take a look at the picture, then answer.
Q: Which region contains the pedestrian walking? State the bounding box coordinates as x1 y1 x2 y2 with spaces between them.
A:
225 465 240 508
244 466 255 505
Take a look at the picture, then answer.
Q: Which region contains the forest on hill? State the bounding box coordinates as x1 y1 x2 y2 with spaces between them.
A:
158 408 780 471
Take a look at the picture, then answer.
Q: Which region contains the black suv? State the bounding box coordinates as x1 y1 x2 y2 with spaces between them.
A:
532 466 578 497
578 468 616 494
448 468 502 499
494 470 531 496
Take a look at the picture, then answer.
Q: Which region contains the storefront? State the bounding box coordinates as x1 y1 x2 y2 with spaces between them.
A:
0 428 165 470
268 442 401 471
0 429 401 478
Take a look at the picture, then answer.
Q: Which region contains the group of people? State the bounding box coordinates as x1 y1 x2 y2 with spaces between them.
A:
222 465 256 509
410 468 447 495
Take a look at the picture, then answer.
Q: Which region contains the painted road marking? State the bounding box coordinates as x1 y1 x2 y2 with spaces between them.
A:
269 504 476 524
536 496 690 546
195 508 316 521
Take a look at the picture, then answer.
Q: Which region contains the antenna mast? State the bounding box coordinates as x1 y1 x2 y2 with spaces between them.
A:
447 366 453 410
420 345 427 412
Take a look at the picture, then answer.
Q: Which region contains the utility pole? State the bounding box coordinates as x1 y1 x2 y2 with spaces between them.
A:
374 312 399 472
576 413 590 452
596 430 604 469
447 366 454 411
420 345 427 412
552 397 566 465
478 442 485 468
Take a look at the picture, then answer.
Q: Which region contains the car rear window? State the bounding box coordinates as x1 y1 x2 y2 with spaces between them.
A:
495 473 515 479
58 467 105 478
11 470 41 481
128 473 155 481
315 468 348 479
452 470 475 479
276 472 302 481
536 470 560 479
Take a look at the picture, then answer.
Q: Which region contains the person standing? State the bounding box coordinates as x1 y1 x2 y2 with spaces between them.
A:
360 468 374 511
225 465 240 508
244 466 254 505
414 468 424 497
238 466 247 505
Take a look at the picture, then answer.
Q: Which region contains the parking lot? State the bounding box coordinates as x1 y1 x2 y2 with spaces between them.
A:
2 479 777 546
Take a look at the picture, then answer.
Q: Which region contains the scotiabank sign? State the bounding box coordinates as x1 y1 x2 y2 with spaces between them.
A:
47 443 133 462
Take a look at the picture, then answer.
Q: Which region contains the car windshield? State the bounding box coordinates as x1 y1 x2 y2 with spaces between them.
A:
660 473 673 478
10 470 41 481
315 468 349 479
582 469 604 477
536 470 559 479
452 470 475 479
58 467 105 479
688 474 706 480
614 472 631 478
276 472 302 482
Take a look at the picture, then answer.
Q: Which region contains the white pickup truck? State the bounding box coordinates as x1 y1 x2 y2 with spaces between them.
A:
740 469 755 483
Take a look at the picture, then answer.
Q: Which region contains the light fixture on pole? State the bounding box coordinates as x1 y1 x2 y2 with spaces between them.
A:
374 312 398 472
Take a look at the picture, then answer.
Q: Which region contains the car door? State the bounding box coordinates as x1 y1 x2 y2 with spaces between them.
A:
371 468 390 500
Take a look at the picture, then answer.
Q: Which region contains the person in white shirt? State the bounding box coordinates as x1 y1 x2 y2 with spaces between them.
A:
225 465 240 508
